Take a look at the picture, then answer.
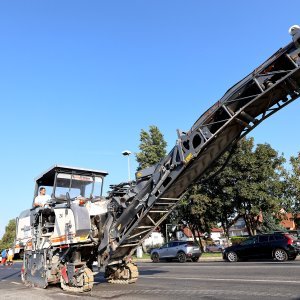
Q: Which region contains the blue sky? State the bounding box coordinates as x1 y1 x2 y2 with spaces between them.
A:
0 1 300 238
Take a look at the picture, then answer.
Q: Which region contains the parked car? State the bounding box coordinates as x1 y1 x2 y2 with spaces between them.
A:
223 233 300 262
206 243 224 253
151 241 201 263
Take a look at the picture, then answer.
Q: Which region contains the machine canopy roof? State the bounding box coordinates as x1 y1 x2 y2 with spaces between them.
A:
35 165 108 186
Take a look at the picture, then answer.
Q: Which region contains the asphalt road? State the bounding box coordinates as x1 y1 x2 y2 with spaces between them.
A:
1 260 300 299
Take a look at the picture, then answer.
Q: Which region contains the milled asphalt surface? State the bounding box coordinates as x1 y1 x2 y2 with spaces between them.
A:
1 257 300 299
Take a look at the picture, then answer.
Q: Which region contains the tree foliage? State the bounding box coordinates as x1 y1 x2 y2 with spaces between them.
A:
226 138 285 235
260 211 286 233
175 137 286 237
172 188 217 251
0 219 16 250
135 125 167 170
284 153 300 214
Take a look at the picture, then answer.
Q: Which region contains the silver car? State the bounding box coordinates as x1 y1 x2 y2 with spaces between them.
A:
205 243 224 253
151 241 201 263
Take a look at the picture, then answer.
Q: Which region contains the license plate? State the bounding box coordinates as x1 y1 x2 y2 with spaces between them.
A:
193 247 199 250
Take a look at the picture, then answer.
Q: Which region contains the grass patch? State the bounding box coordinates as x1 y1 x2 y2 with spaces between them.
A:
132 253 151 260
201 252 222 257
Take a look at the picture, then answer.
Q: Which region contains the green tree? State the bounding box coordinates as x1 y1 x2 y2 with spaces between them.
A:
174 188 218 251
174 137 286 237
135 125 167 170
0 219 16 250
191 149 237 238
260 211 286 233
227 138 285 235
284 153 300 213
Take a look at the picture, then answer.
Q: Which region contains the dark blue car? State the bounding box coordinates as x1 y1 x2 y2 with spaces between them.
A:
223 233 300 262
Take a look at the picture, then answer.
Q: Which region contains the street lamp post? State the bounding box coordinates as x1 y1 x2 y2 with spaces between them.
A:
122 150 132 181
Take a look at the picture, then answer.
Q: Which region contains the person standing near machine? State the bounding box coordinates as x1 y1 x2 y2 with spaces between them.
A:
1 249 7 266
7 248 14 266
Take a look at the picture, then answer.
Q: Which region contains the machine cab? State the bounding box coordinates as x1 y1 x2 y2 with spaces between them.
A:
33 165 108 206
30 165 108 244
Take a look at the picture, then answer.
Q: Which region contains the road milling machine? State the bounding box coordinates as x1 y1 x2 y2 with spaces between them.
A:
16 25 300 292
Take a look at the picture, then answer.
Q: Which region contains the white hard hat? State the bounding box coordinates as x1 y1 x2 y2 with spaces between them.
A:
289 25 300 36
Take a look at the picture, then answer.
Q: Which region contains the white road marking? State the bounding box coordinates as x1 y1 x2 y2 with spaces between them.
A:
11 281 21 285
140 275 300 284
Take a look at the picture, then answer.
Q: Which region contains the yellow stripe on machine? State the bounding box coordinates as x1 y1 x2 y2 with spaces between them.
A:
79 235 89 241
184 153 193 164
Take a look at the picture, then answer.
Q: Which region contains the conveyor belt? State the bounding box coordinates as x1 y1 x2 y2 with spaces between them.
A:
107 34 300 262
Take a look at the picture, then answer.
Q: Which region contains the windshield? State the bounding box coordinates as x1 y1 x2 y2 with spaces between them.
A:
54 173 103 200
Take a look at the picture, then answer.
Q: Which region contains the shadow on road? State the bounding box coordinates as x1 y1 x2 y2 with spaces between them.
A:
139 269 168 276
0 269 21 281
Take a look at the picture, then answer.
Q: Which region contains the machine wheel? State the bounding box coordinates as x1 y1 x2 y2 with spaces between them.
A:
151 253 160 263
105 263 139 284
273 249 288 262
60 267 94 293
177 252 187 263
227 251 238 262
